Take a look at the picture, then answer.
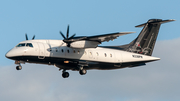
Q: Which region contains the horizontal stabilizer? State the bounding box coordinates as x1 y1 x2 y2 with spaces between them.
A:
135 23 147 28
135 19 175 27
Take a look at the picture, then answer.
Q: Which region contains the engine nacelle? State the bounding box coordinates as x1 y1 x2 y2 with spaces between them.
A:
70 40 100 48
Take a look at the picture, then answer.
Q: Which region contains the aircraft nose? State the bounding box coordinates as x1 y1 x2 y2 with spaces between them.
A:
5 50 13 59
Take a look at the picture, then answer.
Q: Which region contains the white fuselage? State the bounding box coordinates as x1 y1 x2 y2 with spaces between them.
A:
6 40 160 70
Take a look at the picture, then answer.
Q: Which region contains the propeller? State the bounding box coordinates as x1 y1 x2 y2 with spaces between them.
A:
25 33 35 40
60 25 76 47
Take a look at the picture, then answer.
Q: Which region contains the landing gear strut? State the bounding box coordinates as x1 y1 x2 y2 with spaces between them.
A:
62 70 69 78
15 60 24 70
59 65 88 78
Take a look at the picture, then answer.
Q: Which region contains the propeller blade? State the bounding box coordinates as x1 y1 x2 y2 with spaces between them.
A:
60 31 66 39
60 25 76 47
32 35 35 40
25 33 28 40
68 33 76 39
66 25 69 38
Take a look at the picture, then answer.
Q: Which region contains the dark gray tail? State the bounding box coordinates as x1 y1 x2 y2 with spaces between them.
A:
126 19 175 56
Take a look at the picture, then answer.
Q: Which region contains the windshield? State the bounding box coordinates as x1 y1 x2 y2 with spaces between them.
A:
26 43 33 47
16 43 26 47
16 43 33 47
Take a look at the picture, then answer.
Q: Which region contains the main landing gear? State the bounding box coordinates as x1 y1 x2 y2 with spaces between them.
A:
62 70 69 78
79 69 87 75
79 65 87 75
61 67 87 78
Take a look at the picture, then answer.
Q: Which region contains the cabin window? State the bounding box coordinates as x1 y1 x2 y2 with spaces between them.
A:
16 43 26 47
96 52 99 56
73 50 76 53
61 49 64 52
67 50 70 53
26 43 33 47
110 54 112 57
78 50 80 54
104 53 107 57
56 48 58 52
84 51 87 55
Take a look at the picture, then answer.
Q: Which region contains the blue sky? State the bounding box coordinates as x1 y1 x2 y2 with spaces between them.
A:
1 0 180 101
1 0 179 65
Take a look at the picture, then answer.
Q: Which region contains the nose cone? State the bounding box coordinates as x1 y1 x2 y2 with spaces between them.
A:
5 48 18 59
6 47 26 60
5 50 13 59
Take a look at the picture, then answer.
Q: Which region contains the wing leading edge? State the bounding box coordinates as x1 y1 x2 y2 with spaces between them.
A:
62 32 135 48
59 25 135 48
84 32 135 43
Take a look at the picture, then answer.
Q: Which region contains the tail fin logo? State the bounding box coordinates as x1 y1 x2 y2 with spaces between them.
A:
136 42 141 47
126 19 175 56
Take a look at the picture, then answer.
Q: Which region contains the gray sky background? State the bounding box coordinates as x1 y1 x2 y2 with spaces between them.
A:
1 39 180 101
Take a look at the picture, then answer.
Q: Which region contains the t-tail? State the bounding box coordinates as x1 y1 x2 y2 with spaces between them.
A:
126 19 175 56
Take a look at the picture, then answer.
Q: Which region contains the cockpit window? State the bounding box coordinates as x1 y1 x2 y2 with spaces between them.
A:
26 43 33 47
16 43 33 47
16 43 26 47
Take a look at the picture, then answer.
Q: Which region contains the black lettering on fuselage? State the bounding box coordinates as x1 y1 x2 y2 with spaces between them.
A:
132 55 143 58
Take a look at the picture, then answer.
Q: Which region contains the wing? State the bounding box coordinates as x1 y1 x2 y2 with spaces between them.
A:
84 32 135 43
62 32 135 48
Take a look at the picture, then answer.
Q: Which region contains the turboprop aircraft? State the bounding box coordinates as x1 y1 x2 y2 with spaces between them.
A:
6 19 175 78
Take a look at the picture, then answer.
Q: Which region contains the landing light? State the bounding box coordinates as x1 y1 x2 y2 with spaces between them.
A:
64 61 69 63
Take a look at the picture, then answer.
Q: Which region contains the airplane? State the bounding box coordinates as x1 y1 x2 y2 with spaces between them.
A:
5 19 175 78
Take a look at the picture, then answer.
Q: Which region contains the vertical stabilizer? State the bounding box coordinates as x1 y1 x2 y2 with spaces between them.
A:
126 19 175 56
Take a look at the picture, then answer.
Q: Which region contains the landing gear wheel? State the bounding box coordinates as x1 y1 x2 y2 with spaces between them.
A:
79 69 87 75
16 66 22 70
62 72 69 78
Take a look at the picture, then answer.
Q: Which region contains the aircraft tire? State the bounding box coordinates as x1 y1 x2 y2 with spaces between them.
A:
79 69 87 75
16 66 22 70
62 72 69 78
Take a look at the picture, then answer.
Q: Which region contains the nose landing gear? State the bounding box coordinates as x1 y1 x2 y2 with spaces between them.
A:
16 65 22 70
15 60 24 70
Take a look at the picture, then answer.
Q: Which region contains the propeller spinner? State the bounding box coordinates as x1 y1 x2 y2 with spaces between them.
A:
60 25 76 47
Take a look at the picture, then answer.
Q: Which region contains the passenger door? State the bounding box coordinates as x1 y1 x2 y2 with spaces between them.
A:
37 43 45 59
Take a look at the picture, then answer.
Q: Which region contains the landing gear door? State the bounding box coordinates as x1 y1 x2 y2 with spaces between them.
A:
38 43 45 59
